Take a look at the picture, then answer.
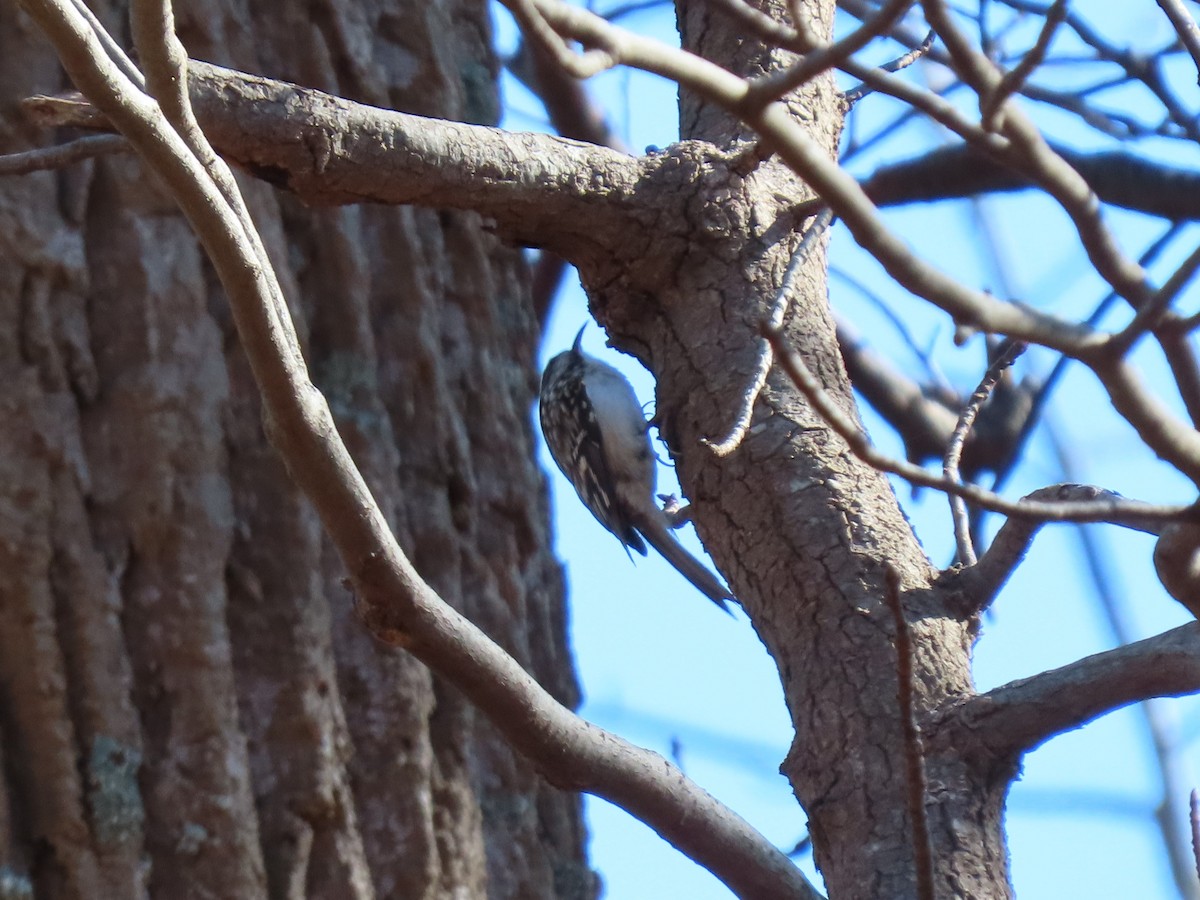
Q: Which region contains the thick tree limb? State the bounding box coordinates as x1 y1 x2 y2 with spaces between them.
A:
23 61 641 255
16 1 819 897
934 623 1200 759
22 46 1115 361
30 1 1200 554
861 142 1200 221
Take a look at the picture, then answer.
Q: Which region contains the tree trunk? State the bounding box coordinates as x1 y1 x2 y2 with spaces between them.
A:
0 1 592 898
566 1 1011 896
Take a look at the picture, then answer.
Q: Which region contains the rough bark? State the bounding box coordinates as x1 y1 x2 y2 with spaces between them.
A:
0 1 591 899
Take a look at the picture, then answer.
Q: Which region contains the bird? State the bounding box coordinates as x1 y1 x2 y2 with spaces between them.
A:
538 326 734 611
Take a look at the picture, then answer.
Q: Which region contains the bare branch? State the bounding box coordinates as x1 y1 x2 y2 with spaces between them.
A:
835 320 964 465
704 209 832 456
66 0 144 88
980 0 1067 130
507 35 629 150
955 484 1124 613
1113 241 1200 353
511 0 1102 354
944 341 1026 566
988 224 1188 500
934 623 1200 759
833 275 948 387
922 0 1156 314
23 62 642 254
27 4 1124 363
1157 0 1200 85
130 0 205 156
1049 430 1200 900
742 0 916 106
846 0 1200 142
861 142 1200 224
842 30 935 105
765 322 1189 530
505 26 630 328
505 0 617 77
0 133 128 175
1089 355 1200 486
1156 326 1200 429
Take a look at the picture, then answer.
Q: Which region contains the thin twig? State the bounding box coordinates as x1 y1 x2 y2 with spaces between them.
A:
899 0 1200 481
884 566 935 900
922 0 1155 315
704 209 832 456
1113 240 1200 353
944 340 1027 566
980 0 1067 130
507 35 630 150
836 321 968 474
989 223 1186 499
0 133 128 175
842 30 935 105
764 322 1188 529
831 269 950 389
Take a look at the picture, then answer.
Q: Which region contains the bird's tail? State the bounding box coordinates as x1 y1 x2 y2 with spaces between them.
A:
636 514 736 613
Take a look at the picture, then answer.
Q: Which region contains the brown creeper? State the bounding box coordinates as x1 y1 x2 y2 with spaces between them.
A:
539 328 734 611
